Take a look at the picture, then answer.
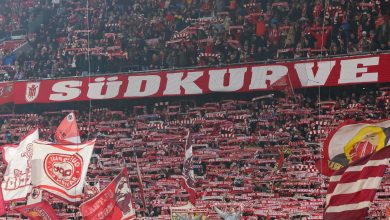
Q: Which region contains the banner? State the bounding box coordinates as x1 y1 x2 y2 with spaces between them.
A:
80 167 136 220
1 128 39 201
5 54 390 104
14 200 58 220
317 119 390 176
31 140 95 202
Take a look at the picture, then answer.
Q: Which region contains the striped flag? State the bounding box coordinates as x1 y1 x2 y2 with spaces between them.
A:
324 146 390 220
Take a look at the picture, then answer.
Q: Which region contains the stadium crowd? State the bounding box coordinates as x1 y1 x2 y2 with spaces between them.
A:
0 0 389 81
0 86 389 219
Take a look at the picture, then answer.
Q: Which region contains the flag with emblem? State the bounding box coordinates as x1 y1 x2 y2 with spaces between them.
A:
85 182 100 199
31 139 95 203
1 128 39 202
27 187 43 205
54 112 81 144
316 120 390 176
80 167 136 220
14 200 58 220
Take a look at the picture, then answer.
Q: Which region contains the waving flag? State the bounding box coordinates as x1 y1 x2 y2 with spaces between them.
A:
31 140 95 203
27 187 43 205
85 182 100 199
182 130 197 204
324 146 390 220
1 128 39 201
317 119 390 176
14 200 58 220
80 167 135 220
54 112 81 144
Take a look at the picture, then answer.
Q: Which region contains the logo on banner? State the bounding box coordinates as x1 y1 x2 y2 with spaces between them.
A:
26 207 51 219
0 83 13 98
44 153 83 190
25 82 40 102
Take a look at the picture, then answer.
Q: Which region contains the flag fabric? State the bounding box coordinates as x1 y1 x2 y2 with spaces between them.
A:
182 144 197 205
27 187 43 205
270 75 293 97
54 112 81 144
324 146 390 220
135 158 146 209
317 119 390 176
275 148 285 171
0 189 5 216
85 182 100 199
1 128 39 202
31 139 95 203
79 167 136 220
14 200 58 220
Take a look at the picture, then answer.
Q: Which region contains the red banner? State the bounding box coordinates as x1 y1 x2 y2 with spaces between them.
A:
79 167 136 220
14 201 58 220
3 54 390 104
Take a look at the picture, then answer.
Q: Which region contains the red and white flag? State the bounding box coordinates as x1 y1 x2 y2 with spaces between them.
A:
31 139 95 203
1 128 39 202
80 167 136 220
85 182 100 199
182 145 197 204
324 146 390 220
14 200 58 220
54 112 81 144
317 119 390 176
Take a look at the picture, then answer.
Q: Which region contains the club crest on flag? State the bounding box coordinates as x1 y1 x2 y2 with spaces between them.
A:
317 119 390 176
44 153 83 190
25 82 40 102
31 188 40 200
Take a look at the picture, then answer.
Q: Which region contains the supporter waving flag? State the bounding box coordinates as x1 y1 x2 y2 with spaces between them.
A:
324 145 390 220
31 139 95 203
54 112 81 144
14 200 58 220
317 119 390 176
1 128 39 202
80 167 136 220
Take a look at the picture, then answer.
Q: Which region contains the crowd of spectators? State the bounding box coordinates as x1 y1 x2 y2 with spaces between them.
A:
0 86 389 219
0 0 389 81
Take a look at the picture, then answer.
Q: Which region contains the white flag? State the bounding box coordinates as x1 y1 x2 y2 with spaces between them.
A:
31 139 95 203
26 187 43 205
1 128 39 201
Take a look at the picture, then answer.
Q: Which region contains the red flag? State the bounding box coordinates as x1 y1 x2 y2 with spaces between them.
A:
80 167 136 220
270 75 293 96
275 148 284 171
0 188 5 216
54 112 81 144
324 146 390 220
14 200 58 220
135 158 146 209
